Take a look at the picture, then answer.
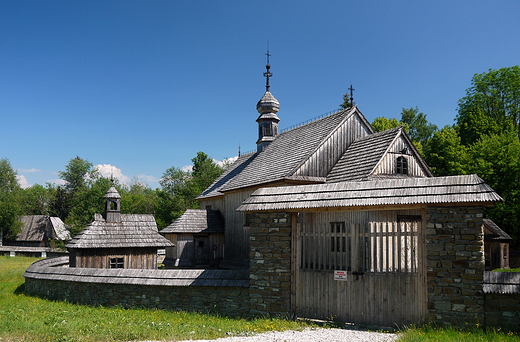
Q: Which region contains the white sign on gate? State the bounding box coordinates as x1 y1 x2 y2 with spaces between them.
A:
334 270 348 280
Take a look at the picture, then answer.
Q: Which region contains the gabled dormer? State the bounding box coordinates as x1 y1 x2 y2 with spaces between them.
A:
326 126 433 183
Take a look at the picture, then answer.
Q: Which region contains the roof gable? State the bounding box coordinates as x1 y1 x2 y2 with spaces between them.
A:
16 215 70 242
327 127 433 182
483 218 512 241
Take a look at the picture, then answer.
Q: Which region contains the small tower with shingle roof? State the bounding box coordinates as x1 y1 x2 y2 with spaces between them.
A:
256 51 280 153
104 179 121 223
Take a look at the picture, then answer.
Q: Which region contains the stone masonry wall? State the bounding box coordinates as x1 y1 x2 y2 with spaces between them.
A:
484 293 520 331
426 206 485 326
24 278 249 317
249 212 292 317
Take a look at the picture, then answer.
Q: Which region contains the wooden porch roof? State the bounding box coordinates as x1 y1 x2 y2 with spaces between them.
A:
237 174 502 212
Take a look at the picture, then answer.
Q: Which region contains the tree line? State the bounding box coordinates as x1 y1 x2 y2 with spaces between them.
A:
2 66 519 249
0 152 226 240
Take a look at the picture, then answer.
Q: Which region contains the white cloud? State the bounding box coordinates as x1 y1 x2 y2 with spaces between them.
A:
16 175 31 189
95 164 131 185
48 179 67 186
214 156 238 168
136 174 160 183
182 165 193 172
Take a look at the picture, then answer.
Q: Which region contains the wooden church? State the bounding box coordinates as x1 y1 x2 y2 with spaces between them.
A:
193 57 433 268
66 181 173 269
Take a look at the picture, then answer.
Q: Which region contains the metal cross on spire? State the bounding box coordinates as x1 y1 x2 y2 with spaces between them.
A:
349 84 355 106
263 46 272 92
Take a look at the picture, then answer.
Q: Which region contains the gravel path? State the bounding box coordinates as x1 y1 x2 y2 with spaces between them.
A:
175 327 398 342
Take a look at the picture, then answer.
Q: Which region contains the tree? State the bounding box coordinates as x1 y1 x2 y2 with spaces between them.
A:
59 156 100 193
371 117 409 133
19 184 51 215
423 126 469 177
58 157 102 235
339 89 353 109
120 178 158 215
400 107 438 147
457 66 520 144
0 158 22 240
156 151 225 229
191 151 224 192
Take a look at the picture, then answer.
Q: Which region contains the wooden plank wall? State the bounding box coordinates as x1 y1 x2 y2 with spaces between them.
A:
74 248 158 269
373 136 428 177
295 113 372 177
293 209 427 326
223 189 255 260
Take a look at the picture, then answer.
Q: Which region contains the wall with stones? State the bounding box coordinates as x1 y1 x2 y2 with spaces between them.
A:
426 206 485 326
485 293 520 331
248 212 292 317
24 277 249 317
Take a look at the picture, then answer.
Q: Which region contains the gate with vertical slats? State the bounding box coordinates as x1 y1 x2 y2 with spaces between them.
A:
293 211 427 327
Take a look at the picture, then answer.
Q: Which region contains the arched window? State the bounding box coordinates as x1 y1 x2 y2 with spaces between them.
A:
396 156 408 175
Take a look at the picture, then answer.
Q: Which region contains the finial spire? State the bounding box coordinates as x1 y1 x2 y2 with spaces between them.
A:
349 84 355 107
263 43 272 92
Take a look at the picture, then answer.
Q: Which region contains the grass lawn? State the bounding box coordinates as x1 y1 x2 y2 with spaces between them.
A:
0 256 314 342
1 256 519 341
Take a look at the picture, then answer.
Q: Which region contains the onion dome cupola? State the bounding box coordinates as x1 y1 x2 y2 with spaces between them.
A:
104 179 122 223
256 51 280 153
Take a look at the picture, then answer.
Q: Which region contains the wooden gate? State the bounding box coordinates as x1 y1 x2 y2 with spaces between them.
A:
292 211 427 327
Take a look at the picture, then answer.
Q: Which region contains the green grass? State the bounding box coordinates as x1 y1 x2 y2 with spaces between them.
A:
2 257 519 342
493 267 520 272
396 323 520 342
0 256 315 342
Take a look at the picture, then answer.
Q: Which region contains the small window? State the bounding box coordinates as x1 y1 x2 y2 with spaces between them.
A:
109 257 124 269
264 123 272 136
396 156 408 175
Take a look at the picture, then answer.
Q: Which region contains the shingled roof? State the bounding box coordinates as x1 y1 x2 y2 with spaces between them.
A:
66 214 173 249
237 174 502 212
220 107 372 192
326 127 432 182
161 209 224 234
483 218 512 241
16 215 70 242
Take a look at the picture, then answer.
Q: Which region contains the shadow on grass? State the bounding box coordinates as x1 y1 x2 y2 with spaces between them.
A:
14 283 25 295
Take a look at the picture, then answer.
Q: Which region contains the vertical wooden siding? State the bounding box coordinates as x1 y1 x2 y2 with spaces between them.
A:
293 209 427 326
73 248 158 269
223 190 255 260
295 113 372 177
373 136 428 177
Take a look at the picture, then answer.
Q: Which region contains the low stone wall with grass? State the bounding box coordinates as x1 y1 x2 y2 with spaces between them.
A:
483 271 520 331
24 257 250 317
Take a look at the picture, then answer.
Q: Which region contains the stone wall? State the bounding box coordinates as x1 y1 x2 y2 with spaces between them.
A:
426 206 485 326
485 293 520 331
248 212 292 317
24 277 249 317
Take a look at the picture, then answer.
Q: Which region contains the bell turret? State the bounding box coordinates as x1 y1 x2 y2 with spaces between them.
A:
104 179 121 223
256 51 280 153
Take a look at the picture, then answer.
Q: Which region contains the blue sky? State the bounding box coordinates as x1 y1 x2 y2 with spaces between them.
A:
2 1 519 189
